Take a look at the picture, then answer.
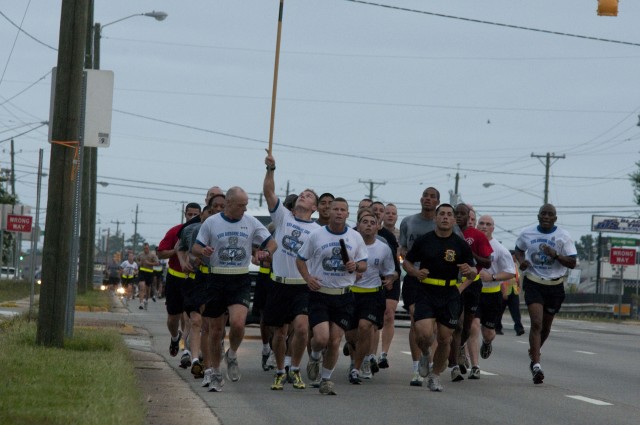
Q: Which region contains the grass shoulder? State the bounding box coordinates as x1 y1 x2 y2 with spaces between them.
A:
0 316 144 425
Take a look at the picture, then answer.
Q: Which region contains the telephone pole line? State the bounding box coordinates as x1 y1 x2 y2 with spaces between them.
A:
132 204 139 253
359 179 386 200
531 152 565 204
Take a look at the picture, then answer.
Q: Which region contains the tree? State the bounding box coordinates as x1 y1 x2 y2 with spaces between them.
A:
631 160 640 206
126 233 146 254
0 174 19 265
575 234 595 261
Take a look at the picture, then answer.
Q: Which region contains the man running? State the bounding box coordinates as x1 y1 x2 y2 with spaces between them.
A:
136 243 160 311
193 186 276 392
403 203 477 392
296 197 368 395
515 204 577 384
263 153 320 391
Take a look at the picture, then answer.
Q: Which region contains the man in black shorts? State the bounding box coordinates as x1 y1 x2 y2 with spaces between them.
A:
403 203 477 392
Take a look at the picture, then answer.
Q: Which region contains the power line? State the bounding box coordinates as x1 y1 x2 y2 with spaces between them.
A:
0 10 57 51
342 0 640 47
114 108 630 182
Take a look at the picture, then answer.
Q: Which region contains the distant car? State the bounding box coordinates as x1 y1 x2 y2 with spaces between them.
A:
0 266 18 280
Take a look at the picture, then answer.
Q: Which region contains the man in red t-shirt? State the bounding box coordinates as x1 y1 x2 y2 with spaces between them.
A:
449 203 492 382
158 202 202 362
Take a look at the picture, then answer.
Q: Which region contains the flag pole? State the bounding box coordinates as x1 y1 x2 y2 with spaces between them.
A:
268 0 284 155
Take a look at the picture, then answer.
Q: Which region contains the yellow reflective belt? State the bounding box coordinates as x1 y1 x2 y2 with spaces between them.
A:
167 268 187 279
199 265 210 274
259 267 271 274
140 267 154 273
481 285 501 294
351 286 381 293
420 277 458 287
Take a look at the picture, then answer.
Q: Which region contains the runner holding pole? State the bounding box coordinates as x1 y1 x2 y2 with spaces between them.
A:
268 0 285 155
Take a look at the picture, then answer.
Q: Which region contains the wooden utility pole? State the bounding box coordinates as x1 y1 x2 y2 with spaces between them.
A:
359 179 386 201
36 0 90 347
531 152 565 204
78 0 94 294
132 204 139 253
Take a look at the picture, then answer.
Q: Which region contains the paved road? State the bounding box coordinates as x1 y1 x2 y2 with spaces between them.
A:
112 297 640 425
6 295 637 425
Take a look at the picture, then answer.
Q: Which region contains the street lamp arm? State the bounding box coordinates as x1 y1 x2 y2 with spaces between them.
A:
100 10 168 31
482 182 543 201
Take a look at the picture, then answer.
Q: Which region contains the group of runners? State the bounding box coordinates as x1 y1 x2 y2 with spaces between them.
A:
151 153 577 395
105 244 166 310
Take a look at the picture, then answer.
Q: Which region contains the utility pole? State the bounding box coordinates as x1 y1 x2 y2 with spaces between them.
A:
78 0 94 294
531 152 565 204
132 204 139 253
36 0 90 347
10 139 16 197
359 179 386 200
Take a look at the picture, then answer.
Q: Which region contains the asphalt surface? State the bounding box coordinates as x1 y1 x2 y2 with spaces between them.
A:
3 294 640 425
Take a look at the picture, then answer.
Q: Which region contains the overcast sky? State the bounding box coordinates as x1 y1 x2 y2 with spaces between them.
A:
1 0 639 250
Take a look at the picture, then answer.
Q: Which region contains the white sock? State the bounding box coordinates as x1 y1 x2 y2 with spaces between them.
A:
284 355 292 367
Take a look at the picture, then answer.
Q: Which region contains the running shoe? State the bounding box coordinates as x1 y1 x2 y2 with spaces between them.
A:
451 365 464 382
271 372 286 390
306 354 322 382
169 330 182 357
427 373 444 392
457 345 470 375
152 295 156 302
532 364 544 384
378 353 389 369
209 373 225 392
361 359 372 379
349 369 362 385
285 365 294 384
180 351 192 369
516 328 526 336
266 351 276 370
261 350 272 371
291 369 306 389
191 360 204 379
480 340 493 359
138 304 144 310
418 349 431 377
143 299 148 310
319 379 337 395
224 350 241 382
409 372 423 387
369 357 379 375
310 376 322 388
201 369 212 387
468 366 480 380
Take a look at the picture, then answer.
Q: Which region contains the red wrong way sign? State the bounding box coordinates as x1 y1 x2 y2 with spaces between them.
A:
610 247 637 266
6 214 33 233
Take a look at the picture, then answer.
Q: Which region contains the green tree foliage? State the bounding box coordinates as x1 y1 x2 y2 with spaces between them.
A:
575 234 595 261
631 160 640 205
0 175 18 264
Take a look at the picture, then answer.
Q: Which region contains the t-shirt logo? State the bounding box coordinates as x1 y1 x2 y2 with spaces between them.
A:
282 229 303 254
219 236 247 262
444 249 456 263
322 246 346 272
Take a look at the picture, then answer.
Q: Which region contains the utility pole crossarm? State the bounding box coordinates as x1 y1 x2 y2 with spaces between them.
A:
531 152 565 204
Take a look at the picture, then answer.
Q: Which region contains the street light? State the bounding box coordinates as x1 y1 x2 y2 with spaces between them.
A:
78 10 167 291
482 182 543 201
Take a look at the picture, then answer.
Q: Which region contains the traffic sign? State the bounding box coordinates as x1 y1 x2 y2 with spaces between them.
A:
609 247 637 266
6 214 33 232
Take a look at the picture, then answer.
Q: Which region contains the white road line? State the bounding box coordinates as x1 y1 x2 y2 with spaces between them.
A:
574 350 596 355
516 340 528 344
480 370 497 376
401 351 412 355
566 395 612 406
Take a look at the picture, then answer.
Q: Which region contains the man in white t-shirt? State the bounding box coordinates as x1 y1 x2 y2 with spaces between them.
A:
470 215 516 378
515 204 577 385
296 197 368 395
263 153 320 391
193 186 277 392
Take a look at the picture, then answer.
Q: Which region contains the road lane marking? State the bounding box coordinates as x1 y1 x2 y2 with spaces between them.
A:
574 350 596 355
516 341 528 344
480 370 497 376
401 351 411 355
566 395 612 406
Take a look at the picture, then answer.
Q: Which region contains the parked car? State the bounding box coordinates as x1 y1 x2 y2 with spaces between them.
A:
0 266 19 279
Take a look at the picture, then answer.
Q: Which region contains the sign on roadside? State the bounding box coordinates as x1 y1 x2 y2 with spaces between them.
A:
6 214 33 232
592 215 640 235
609 247 637 266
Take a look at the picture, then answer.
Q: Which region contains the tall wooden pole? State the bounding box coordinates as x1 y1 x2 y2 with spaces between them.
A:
36 0 90 347
267 0 284 155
